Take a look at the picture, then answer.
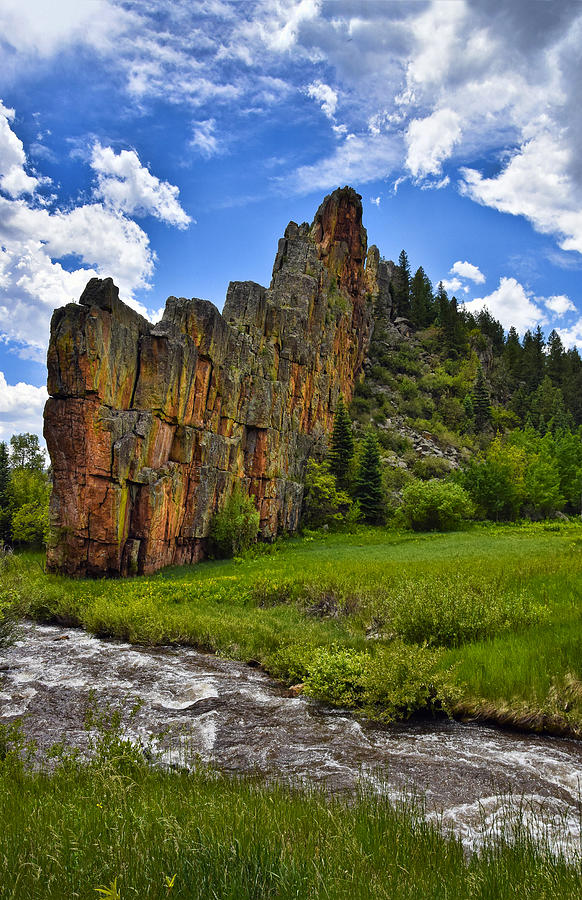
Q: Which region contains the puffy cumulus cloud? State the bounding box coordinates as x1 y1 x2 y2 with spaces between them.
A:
556 319 582 351
442 277 464 294
460 129 582 254
450 260 485 284
0 370 47 442
543 295 576 317
306 81 338 120
0 102 39 197
91 143 191 228
405 109 462 179
463 277 545 334
0 104 192 360
190 119 222 159
0 199 155 297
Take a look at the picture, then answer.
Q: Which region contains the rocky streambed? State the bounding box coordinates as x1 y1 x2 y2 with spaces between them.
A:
1 621 581 855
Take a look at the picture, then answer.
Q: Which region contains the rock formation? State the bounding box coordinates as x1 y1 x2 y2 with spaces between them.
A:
44 187 389 576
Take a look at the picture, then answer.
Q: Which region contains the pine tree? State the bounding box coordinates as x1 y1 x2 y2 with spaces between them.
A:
472 366 492 431
504 326 522 376
393 249 411 318
410 267 434 327
546 330 566 385
355 431 384 524
0 442 11 545
437 281 449 329
521 326 545 391
328 396 354 491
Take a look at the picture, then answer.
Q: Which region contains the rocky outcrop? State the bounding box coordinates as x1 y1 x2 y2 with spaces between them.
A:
44 187 381 576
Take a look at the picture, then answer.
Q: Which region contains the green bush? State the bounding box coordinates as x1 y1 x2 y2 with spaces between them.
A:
412 456 453 481
208 485 260 558
302 460 356 530
303 645 366 707
361 642 461 721
400 479 474 531
278 642 460 722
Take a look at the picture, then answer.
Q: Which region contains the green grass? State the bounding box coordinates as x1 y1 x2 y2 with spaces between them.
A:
2 522 582 731
0 722 580 900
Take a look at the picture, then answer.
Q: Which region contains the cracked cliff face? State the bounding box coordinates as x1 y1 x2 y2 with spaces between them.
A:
44 186 387 576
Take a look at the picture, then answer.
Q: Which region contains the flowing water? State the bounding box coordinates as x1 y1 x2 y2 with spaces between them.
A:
1 621 581 854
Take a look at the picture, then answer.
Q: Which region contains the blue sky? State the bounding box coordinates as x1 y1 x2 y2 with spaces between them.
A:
1 0 582 442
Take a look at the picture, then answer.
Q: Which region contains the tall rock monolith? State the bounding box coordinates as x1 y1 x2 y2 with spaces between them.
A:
44 186 382 576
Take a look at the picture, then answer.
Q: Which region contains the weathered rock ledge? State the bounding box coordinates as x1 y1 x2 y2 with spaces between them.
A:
44 187 391 576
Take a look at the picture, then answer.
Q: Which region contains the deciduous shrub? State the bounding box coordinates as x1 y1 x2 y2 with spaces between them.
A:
208 485 260 558
272 641 460 721
302 460 357 530
400 479 473 531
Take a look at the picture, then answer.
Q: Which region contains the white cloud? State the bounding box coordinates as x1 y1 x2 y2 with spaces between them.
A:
370 196 380 207
406 109 462 179
0 370 47 442
459 129 582 254
556 319 582 351
0 102 39 197
0 0 135 82
543 294 576 317
91 143 191 228
442 277 463 294
190 119 222 159
0 103 193 360
463 277 545 333
450 260 485 284
306 80 338 119
284 132 402 195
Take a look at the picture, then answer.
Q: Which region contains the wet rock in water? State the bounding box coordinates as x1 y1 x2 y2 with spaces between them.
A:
44 187 383 577
2 622 582 856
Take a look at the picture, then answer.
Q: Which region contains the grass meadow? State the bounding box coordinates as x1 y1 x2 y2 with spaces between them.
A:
2 522 582 732
2 523 582 897
0 719 581 900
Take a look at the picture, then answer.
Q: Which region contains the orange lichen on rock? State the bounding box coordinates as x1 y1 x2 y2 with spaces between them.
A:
44 187 386 576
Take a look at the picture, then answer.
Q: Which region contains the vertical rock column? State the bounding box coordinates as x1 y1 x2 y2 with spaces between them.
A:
44 186 376 576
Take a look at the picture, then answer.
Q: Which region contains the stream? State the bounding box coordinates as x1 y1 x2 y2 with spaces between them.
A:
1 621 581 855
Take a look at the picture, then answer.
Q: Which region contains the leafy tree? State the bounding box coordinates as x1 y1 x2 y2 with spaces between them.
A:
553 428 582 511
9 433 45 471
8 468 51 544
524 454 563 518
400 479 474 531
302 460 356 530
355 431 384 524
530 376 570 433
207 485 259 558
472 366 491 431
562 348 582 425
461 437 527 521
328 396 354 491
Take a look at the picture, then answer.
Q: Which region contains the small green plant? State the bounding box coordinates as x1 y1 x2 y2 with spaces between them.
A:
208 485 260 559
95 878 120 899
